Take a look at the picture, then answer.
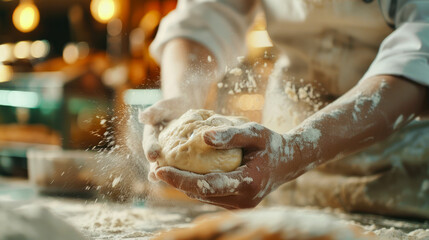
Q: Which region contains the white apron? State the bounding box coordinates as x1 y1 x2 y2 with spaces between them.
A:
259 0 429 218
261 0 392 133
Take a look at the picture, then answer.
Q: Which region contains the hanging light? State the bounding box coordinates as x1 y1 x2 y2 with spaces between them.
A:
90 0 118 24
12 0 40 33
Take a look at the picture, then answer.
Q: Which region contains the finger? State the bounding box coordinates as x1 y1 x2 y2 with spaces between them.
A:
148 162 161 182
155 166 253 198
138 98 185 125
142 124 161 162
203 123 266 149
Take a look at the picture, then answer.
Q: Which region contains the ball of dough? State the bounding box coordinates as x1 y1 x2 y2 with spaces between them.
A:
158 109 249 174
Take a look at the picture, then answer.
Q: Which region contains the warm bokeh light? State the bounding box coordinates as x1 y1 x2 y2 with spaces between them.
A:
90 0 118 24
247 30 273 49
0 64 13 83
30 40 50 58
140 10 161 34
63 43 79 64
0 44 14 62
129 28 145 56
77 42 90 59
236 94 265 111
12 1 40 33
107 18 122 36
14 41 31 59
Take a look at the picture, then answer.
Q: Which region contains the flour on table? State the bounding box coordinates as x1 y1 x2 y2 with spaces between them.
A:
0 204 85 240
153 207 376 240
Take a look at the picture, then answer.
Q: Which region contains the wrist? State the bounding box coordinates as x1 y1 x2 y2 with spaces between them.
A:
279 132 319 180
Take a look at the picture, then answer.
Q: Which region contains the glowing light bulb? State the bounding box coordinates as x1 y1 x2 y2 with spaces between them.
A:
12 1 40 33
90 0 118 24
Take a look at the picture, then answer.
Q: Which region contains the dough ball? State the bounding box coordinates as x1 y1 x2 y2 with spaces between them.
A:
158 109 249 174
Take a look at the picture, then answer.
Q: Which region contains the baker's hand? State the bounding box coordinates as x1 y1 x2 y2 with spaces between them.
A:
154 122 303 209
139 97 194 181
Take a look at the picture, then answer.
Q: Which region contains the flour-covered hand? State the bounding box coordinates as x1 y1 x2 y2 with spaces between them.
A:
155 122 303 209
139 97 194 179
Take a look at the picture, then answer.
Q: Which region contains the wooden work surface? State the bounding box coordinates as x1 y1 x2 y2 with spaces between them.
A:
0 177 428 240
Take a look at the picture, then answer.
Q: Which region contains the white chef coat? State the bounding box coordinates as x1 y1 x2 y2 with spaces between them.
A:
150 0 429 95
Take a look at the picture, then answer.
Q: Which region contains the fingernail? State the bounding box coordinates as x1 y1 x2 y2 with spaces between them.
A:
148 172 159 183
204 131 219 146
148 151 159 160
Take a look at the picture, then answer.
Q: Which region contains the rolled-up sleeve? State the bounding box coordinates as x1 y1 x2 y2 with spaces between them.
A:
363 0 429 87
150 0 259 71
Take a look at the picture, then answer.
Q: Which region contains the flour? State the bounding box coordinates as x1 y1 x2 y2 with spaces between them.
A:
255 179 273 199
348 80 387 123
111 176 122 188
237 56 245 63
210 175 240 193
0 204 85 240
238 208 370 239
393 115 404 130
197 179 213 194
229 68 243 76
305 162 317 171
155 207 376 240
300 127 321 149
242 177 253 183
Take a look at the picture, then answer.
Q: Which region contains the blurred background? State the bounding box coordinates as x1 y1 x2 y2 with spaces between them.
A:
0 0 275 200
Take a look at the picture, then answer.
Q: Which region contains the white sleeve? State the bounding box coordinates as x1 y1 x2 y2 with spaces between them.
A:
149 0 259 71
363 0 429 87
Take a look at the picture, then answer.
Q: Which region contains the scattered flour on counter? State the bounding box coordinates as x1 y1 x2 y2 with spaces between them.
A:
373 227 429 240
0 204 85 240
30 199 429 240
39 200 198 240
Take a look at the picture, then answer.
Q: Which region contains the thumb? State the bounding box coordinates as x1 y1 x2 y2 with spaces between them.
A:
138 98 186 125
203 123 266 149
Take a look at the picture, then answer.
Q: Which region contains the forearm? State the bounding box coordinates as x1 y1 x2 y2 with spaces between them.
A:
161 38 220 107
287 75 427 171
